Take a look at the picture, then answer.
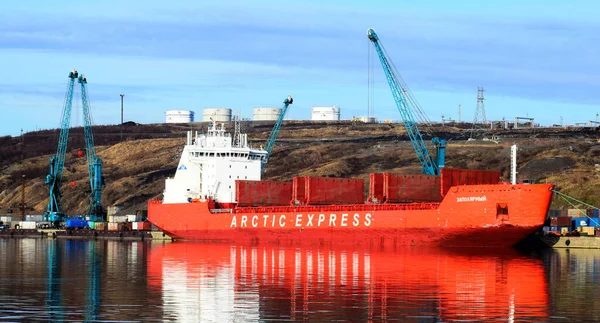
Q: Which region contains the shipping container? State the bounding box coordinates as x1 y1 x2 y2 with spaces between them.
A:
66 219 88 229
561 227 570 235
552 216 572 227
25 215 43 222
587 209 595 217
136 209 148 220
369 173 385 203
88 221 96 230
568 209 582 217
127 214 142 222
1 216 12 223
572 217 589 229
95 222 106 231
108 223 119 231
293 177 306 205
547 210 561 217
589 218 600 227
236 180 293 207
549 226 558 232
304 177 364 205
579 226 595 236
440 168 500 197
383 173 441 203
132 222 152 231
107 205 121 216
595 209 600 218
18 221 36 229
110 215 128 223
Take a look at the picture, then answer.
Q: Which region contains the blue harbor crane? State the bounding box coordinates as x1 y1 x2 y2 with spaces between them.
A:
261 95 293 173
367 29 446 175
79 74 105 222
43 69 106 226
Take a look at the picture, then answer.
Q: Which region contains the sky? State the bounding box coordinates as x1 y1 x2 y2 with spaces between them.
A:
0 0 599 136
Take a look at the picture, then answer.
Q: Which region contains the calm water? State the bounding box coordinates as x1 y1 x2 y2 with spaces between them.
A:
0 239 599 322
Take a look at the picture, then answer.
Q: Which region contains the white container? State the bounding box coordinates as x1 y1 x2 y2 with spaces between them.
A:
311 106 340 121
107 206 121 217
19 221 37 229
1 216 12 223
253 107 282 121
132 222 139 230
25 215 43 222
109 215 128 223
166 110 195 123
127 214 142 222
202 108 232 122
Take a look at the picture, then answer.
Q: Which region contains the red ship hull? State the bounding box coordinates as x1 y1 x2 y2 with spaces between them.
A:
148 183 554 248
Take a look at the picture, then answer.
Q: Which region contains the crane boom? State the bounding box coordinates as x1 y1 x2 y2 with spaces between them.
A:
44 69 79 222
262 95 293 173
367 28 444 175
79 74 105 221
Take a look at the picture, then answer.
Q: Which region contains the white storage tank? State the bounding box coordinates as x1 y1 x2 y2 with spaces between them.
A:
311 106 340 121
203 108 232 122
253 107 282 121
166 110 194 123
356 116 376 123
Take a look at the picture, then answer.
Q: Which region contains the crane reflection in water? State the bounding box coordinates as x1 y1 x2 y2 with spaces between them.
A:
147 243 549 322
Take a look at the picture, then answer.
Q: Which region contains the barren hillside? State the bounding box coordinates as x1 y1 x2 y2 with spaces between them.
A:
0 121 599 216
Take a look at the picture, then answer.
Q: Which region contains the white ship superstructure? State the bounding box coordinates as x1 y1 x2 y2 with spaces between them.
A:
163 122 267 204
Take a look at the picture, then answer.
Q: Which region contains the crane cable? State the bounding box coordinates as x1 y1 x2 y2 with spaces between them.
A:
368 37 441 140
552 190 600 226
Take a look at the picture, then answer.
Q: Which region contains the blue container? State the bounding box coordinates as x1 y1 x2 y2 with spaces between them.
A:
65 219 88 229
589 218 600 227
572 217 589 229
594 210 599 218
550 226 559 232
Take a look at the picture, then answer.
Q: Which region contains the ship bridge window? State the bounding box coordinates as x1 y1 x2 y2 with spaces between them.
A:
209 153 214 157
496 203 509 221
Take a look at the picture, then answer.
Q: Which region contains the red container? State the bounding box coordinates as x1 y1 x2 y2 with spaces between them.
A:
293 177 306 205
440 168 500 197
304 176 364 205
134 221 152 231
236 180 293 207
556 216 572 227
383 173 442 203
369 173 385 203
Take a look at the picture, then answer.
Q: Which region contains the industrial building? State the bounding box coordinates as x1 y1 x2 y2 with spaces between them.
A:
165 110 194 123
253 107 282 121
202 108 232 122
311 106 340 121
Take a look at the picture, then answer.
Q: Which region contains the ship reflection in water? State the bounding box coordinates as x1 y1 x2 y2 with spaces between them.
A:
148 243 549 322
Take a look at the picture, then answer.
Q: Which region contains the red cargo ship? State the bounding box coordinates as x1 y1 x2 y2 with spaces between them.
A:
148 122 554 247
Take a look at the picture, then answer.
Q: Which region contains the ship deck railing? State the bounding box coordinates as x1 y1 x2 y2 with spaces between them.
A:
229 202 440 214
